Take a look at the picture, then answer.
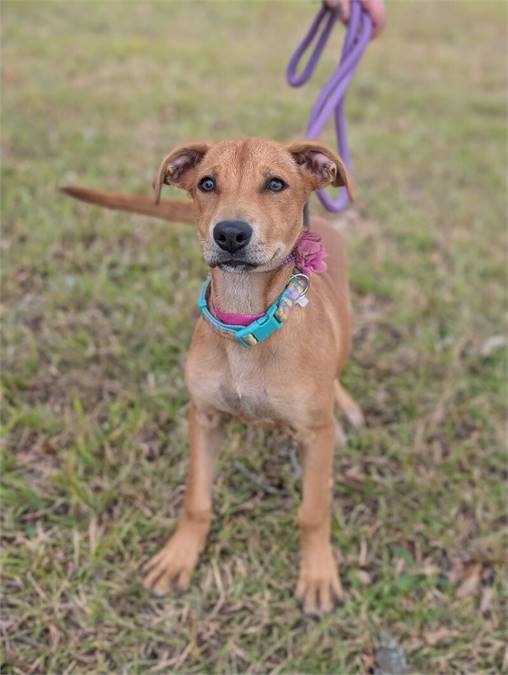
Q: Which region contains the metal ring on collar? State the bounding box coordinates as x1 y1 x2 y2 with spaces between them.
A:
289 273 310 301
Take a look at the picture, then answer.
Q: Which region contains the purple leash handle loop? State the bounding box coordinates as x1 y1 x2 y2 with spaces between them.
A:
286 3 372 212
286 7 336 87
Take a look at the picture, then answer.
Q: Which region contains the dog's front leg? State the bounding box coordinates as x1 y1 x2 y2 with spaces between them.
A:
143 404 224 595
296 419 342 613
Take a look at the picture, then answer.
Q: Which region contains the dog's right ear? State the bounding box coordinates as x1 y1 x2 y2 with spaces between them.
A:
154 142 210 204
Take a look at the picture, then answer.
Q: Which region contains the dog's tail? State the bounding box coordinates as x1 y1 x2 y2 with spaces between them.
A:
60 186 195 224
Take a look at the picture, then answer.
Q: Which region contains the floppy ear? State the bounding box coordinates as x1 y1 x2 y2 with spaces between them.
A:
287 141 355 200
154 142 210 204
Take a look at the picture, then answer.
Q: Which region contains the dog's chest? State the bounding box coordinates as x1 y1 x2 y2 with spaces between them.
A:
187 345 294 424
217 381 274 421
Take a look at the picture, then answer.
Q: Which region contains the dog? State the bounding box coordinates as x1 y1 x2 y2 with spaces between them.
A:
63 137 364 613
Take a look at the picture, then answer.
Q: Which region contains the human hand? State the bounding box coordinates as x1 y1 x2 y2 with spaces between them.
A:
323 0 385 39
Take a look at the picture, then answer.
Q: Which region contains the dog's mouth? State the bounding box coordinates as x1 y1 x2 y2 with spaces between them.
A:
207 247 282 273
211 259 259 272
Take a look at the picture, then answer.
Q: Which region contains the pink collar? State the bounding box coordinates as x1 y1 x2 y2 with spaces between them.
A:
211 231 327 327
212 306 264 327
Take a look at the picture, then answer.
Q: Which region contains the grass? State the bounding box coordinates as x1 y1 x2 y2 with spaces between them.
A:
1 1 506 673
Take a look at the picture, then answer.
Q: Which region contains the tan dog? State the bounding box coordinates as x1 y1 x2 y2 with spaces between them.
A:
63 137 363 613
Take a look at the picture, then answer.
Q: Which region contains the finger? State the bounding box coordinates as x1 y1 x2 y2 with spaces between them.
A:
303 583 318 614
338 0 350 24
360 0 386 39
331 573 343 601
150 571 173 597
143 563 169 591
176 569 191 590
323 0 350 23
142 548 166 574
296 576 306 600
319 584 333 612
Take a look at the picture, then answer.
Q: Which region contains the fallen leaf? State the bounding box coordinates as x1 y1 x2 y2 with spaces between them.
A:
479 586 495 615
447 558 464 584
88 516 98 554
32 439 56 454
456 563 482 598
344 466 365 483
359 539 368 567
421 561 440 577
423 627 454 646
355 569 371 585
394 557 405 577
362 653 375 671
479 335 507 357
49 624 61 649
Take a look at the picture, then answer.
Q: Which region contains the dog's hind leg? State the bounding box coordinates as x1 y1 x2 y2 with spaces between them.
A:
142 405 224 595
334 381 364 429
335 420 347 448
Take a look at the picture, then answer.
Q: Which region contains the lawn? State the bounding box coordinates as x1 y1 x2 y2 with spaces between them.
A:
1 1 506 673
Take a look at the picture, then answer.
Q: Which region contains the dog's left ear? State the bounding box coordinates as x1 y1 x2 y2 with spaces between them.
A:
287 141 355 200
154 142 210 204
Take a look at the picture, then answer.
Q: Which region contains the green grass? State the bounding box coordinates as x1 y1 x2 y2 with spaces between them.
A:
1 1 506 673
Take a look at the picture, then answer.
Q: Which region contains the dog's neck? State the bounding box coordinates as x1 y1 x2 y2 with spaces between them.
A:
208 207 308 315
209 266 293 314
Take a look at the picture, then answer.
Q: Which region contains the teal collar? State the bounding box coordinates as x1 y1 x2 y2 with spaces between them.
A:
197 273 310 348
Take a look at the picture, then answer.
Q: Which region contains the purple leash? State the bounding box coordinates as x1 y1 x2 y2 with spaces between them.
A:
287 3 372 212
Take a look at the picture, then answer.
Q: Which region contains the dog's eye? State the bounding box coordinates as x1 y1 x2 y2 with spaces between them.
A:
198 176 216 193
265 177 287 192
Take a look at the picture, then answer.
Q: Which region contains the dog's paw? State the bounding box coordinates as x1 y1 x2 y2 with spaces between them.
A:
142 532 201 596
296 549 343 614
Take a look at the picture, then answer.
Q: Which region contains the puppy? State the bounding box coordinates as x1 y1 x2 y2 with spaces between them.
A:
63 137 363 613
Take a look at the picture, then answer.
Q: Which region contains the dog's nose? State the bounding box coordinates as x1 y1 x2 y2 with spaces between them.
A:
213 220 252 253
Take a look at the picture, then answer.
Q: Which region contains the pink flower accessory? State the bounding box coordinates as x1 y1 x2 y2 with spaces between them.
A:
293 231 328 275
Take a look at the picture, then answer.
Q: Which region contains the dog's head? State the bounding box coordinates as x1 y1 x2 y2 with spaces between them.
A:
154 138 354 272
